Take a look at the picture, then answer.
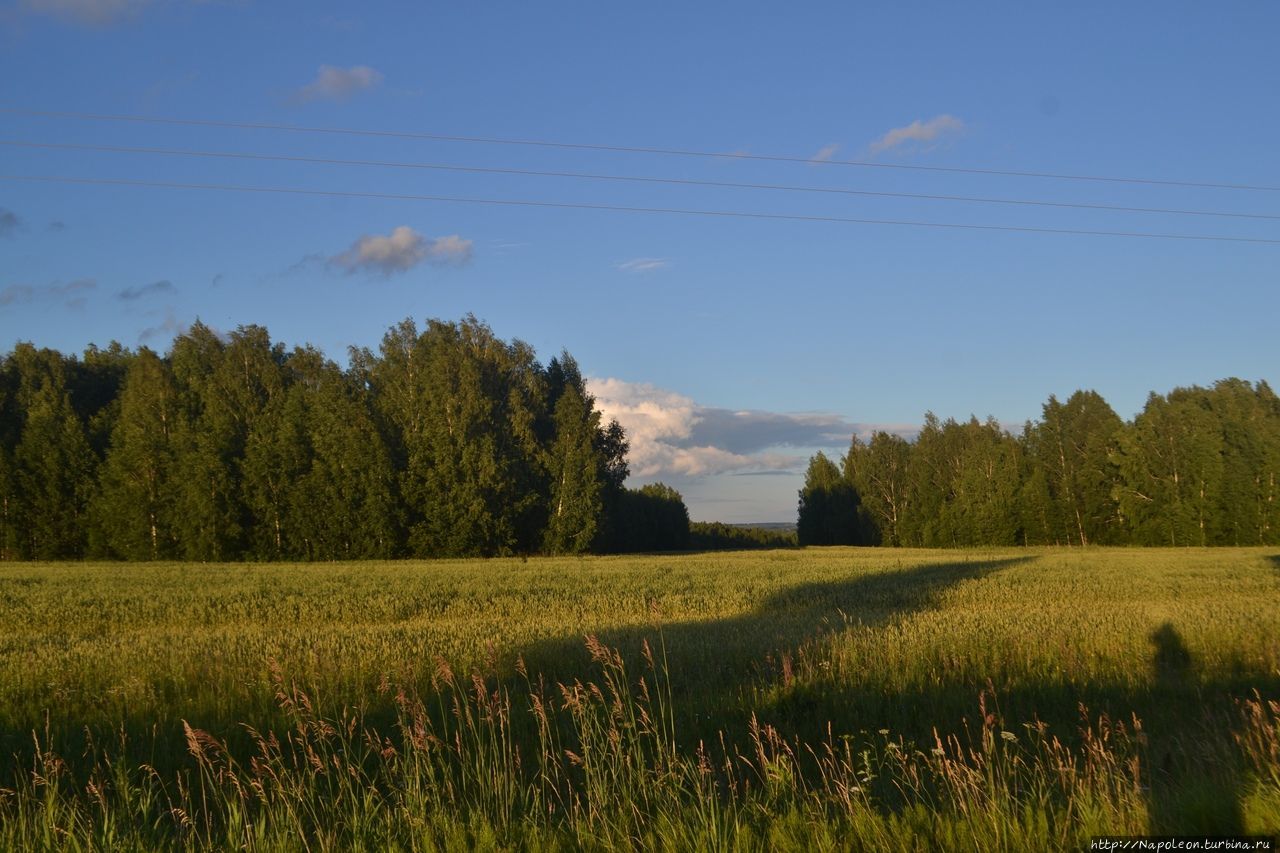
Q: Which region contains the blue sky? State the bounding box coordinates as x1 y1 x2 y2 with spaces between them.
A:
2 1 1277 521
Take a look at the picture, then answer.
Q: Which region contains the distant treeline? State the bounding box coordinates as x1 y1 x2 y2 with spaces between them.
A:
799 382 1280 547
689 522 797 550
0 316 699 561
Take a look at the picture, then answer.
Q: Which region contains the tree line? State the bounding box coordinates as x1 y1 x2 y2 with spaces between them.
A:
0 316 696 561
799 382 1280 547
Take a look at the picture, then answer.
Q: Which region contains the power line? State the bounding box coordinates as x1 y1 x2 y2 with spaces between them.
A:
4 173 1278 244
3 106 1278 193
6 138 1279 223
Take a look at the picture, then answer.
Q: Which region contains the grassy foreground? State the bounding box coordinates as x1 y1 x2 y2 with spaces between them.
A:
1 548 1278 850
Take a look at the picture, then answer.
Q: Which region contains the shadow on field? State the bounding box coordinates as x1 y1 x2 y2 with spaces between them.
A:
761 616 1264 834
1269 554 1280 572
513 555 1271 835
517 555 1034 736
1144 623 1243 834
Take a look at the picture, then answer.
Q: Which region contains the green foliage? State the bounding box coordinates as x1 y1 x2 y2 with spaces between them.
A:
543 367 604 555
1112 381 1280 547
6 344 96 558
89 348 180 559
1028 391 1124 545
807 380 1280 549
845 431 911 546
608 482 692 552
3 316 1278 558
1 317 641 561
689 521 797 550
798 451 868 545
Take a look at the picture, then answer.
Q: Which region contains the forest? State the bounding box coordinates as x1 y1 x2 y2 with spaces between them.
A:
800 381 1280 547
2 315 1277 560
0 316 691 560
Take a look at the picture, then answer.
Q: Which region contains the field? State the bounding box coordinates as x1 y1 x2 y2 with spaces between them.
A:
1 548 1278 850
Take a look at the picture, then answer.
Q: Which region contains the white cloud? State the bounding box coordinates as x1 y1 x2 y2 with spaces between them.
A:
809 143 841 163
587 377 924 482
21 0 150 24
589 378 831 479
869 114 964 154
427 234 473 263
297 65 383 102
329 226 473 276
616 257 668 273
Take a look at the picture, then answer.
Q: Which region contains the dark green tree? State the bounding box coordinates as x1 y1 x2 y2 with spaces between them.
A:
542 355 604 554
613 482 691 552
797 451 864 545
244 347 397 560
168 323 284 560
844 432 910 546
393 317 546 556
1030 391 1124 546
1113 389 1222 546
89 348 180 559
8 345 96 558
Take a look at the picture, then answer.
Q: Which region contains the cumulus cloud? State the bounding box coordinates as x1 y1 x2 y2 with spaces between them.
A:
329 226 473 276
616 257 668 273
20 0 151 24
1 278 95 307
809 143 841 163
587 377 922 481
869 114 964 154
119 279 176 300
587 379 838 479
0 208 20 237
297 65 383 102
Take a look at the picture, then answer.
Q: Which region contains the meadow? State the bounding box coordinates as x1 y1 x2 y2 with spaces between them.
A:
1 548 1278 850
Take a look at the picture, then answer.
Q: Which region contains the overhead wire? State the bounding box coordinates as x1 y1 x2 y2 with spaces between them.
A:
4 173 1278 244
4 139 1278 222
3 106 1279 192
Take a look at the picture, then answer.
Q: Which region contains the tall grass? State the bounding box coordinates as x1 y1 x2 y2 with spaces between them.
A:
4 634 1278 849
1 548 1278 848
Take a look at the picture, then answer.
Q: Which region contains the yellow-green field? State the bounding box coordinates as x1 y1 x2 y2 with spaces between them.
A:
1 549 1278 850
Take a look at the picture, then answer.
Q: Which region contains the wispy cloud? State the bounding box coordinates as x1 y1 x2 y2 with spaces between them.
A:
616 257 668 273
297 64 383 102
0 278 96 307
869 114 964 154
0 208 20 237
119 279 176 301
138 307 189 343
329 226 473 276
20 0 151 25
0 285 34 306
809 143 841 163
